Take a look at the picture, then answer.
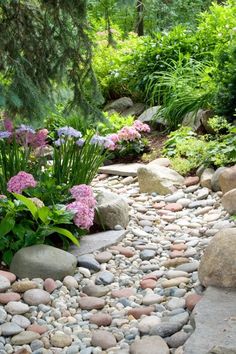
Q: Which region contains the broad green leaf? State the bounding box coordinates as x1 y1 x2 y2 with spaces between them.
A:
3 249 13 266
0 215 15 236
13 193 38 219
38 206 50 224
50 226 79 246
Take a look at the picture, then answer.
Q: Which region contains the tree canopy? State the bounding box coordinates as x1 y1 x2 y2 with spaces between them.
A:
0 0 101 121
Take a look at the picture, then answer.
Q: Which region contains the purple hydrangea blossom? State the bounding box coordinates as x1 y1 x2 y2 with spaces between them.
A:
57 126 82 138
66 201 94 230
90 135 106 146
7 171 37 194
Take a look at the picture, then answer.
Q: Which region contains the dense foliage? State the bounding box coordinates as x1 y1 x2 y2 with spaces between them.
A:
93 1 236 128
0 0 101 121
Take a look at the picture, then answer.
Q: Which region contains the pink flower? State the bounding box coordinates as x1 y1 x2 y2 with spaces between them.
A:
118 126 141 141
31 129 48 148
3 118 14 132
7 172 37 194
70 185 94 199
132 120 151 133
66 201 94 230
104 139 116 151
107 133 120 144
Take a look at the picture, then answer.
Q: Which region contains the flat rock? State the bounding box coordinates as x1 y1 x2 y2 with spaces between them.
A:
0 274 10 292
5 301 29 315
77 255 101 271
89 313 112 326
0 322 23 336
12 280 37 293
0 270 16 283
95 251 113 263
79 296 105 310
82 284 109 297
98 163 143 177
91 330 116 350
12 315 31 329
207 347 236 354
0 292 21 304
69 230 127 256
11 331 40 345
184 287 236 354
50 333 72 348
128 306 154 319
151 312 189 337
130 335 170 354
138 316 161 334
138 165 184 195
10 245 77 280
23 289 51 306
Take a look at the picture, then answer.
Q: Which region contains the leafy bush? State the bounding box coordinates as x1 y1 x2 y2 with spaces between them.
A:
163 122 236 175
97 112 134 136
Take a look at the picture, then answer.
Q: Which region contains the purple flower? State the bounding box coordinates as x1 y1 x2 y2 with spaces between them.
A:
66 201 94 230
16 124 35 134
90 135 106 146
57 126 82 138
0 131 11 139
54 138 65 147
7 171 37 194
76 138 85 147
70 184 94 199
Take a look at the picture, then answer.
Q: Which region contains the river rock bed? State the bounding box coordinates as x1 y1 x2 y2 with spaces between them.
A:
0 173 235 354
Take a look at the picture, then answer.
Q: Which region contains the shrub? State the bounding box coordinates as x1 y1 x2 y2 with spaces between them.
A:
163 123 236 175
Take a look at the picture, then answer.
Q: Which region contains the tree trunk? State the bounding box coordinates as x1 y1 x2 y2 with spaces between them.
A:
136 0 144 36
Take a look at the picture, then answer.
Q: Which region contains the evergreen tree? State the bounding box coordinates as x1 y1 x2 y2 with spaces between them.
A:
0 0 101 121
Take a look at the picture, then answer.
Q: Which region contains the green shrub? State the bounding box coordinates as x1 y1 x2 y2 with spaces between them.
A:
163 123 236 175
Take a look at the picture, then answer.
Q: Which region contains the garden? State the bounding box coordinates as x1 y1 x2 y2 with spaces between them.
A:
0 1 236 353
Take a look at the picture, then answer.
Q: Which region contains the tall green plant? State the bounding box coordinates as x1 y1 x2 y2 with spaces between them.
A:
145 57 215 129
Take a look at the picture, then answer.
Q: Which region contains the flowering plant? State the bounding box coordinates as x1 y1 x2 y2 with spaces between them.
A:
0 171 96 264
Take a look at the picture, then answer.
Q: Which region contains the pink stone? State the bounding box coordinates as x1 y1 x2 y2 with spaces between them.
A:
98 174 108 180
186 293 203 311
90 313 112 326
111 288 135 298
140 279 157 289
184 176 199 187
128 306 155 319
27 324 48 334
0 292 21 304
110 246 135 258
142 270 164 281
0 270 16 283
44 278 57 294
79 296 105 310
165 203 183 212
170 243 188 251
153 201 165 209
170 250 185 258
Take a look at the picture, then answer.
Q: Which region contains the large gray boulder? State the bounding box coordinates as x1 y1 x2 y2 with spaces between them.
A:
200 168 215 189
137 165 184 195
122 103 146 117
211 167 227 192
198 228 236 288
222 189 236 215
96 190 129 230
182 109 213 132
10 245 77 280
104 97 133 113
138 106 167 129
219 165 236 194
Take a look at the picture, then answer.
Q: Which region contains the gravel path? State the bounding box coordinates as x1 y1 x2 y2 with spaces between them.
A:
0 174 235 354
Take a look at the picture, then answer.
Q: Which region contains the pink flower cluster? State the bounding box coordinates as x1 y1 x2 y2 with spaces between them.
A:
67 184 96 230
118 126 141 141
16 128 48 148
7 171 37 194
132 120 151 133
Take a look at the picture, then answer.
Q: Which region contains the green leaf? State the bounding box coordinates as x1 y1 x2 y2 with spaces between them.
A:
50 227 80 246
38 206 51 224
3 250 13 265
13 193 38 219
0 215 15 236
